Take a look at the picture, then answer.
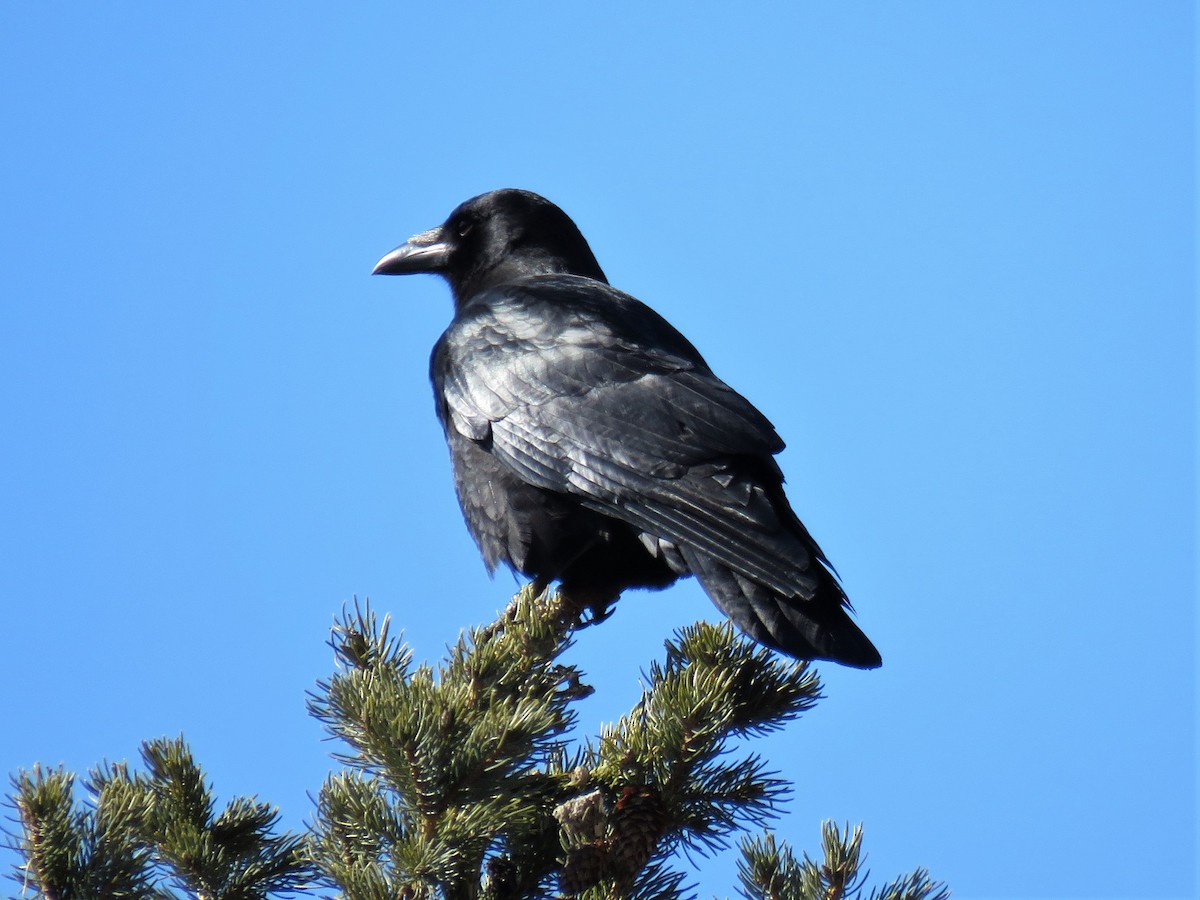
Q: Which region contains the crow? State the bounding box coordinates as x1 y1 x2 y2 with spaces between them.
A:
372 189 881 669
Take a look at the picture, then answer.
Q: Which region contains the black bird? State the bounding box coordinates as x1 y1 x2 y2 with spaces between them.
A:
372 190 881 669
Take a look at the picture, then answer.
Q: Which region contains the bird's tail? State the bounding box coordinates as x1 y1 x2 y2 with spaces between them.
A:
681 547 882 669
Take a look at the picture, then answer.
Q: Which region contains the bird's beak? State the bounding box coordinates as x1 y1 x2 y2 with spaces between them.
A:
371 227 452 275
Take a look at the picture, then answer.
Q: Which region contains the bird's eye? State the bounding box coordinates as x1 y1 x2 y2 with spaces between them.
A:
456 220 474 239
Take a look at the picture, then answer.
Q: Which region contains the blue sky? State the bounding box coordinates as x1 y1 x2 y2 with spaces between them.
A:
1 3 1194 898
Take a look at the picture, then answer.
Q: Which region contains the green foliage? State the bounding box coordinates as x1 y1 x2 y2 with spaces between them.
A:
591 621 822 851
9 764 160 899
547 621 823 899
307 591 586 899
8 587 949 899
8 738 313 899
738 824 951 900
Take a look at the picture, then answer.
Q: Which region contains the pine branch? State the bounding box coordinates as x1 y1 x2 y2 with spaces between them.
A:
554 621 822 895
308 590 589 899
8 764 162 899
307 595 934 900
7 739 314 899
128 737 314 899
737 824 950 900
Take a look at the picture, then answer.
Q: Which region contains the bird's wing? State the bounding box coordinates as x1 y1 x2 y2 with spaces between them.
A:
435 277 821 600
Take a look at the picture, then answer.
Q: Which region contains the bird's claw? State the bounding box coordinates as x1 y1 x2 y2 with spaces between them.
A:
575 599 616 628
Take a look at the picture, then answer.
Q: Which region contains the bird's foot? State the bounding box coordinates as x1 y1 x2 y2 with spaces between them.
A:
556 585 620 630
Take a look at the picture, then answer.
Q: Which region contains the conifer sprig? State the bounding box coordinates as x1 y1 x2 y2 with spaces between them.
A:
596 620 822 848
8 738 312 899
737 824 949 900
552 621 821 896
10 763 162 899
308 590 587 899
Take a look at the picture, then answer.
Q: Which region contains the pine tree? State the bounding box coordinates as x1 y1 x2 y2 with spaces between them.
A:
7 586 948 899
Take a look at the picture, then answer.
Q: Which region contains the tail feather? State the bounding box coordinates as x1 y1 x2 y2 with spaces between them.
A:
681 547 882 669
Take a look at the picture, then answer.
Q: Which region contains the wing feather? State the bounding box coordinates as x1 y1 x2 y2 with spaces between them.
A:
434 276 821 601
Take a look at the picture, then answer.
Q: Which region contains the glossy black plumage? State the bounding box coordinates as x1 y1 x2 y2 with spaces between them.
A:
373 189 881 668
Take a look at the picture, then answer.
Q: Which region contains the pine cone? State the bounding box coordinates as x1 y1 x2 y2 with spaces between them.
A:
608 785 668 878
559 841 611 895
483 855 517 900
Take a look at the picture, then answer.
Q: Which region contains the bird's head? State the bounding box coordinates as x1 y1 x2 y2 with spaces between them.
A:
372 189 608 304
